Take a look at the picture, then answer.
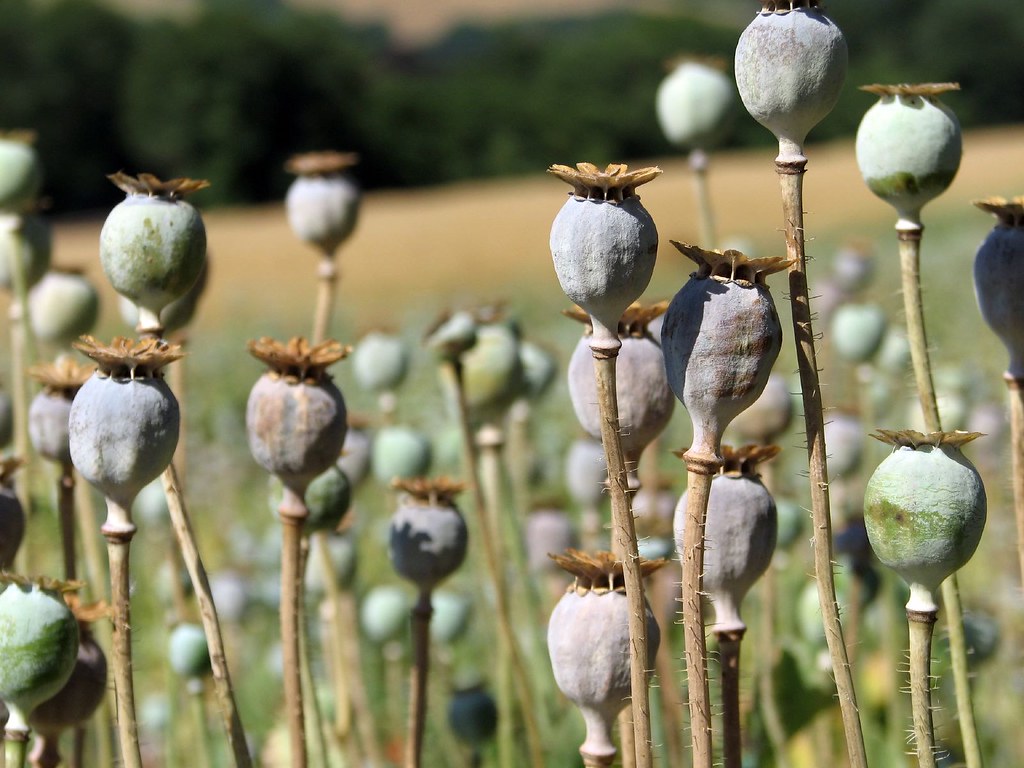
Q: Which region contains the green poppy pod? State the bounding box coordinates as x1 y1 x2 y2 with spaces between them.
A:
285 151 361 257
656 57 736 152
0 213 51 292
99 173 207 334
118 257 209 336
429 590 472 645
973 198 1024 378
168 622 212 681
29 269 100 345
734 0 847 159
372 425 432 484
856 84 962 229
830 302 887 364
352 331 410 394
549 163 660 351
863 430 986 613
0 133 42 213
448 685 498 748
519 340 558 401
0 579 79 723
360 585 410 644
462 319 525 424
302 464 351 534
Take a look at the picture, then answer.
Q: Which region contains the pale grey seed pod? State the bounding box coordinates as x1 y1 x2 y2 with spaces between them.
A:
823 410 863 479
388 478 468 592
728 372 793 445
519 340 558 401
29 269 99 345
973 198 1024 378
674 445 778 633
656 57 736 152
546 551 663 766
28 357 93 466
338 422 372 486
0 460 26 569
285 151 361 256
352 330 410 394
69 338 181 518
525 507 578 573
246 337 348 499
734 0 847 160
99 173 207 333
864 430 986 613
662 244 788 464
0 213 51 291
566 304 674 485
856 83 962 229
360 585 410 644
830 302 887 364
132 477 169 529
430 590 472 645
549 163 660 351
117 257 209 336
0 133 42 213
565 437 607 509
832 241 876 295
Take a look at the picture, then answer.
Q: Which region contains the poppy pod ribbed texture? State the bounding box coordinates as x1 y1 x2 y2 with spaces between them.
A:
856 84 962 228
863 430 986 613
566 303 674 483
388 478 468 592
546 550 663 767
285 151 361 256
68 337 182 520
548 163 660 351
973 198 1024 378
99 173 207 332
246 337 349 498
661 244 789 464
734 0 847 159
674 445 778 633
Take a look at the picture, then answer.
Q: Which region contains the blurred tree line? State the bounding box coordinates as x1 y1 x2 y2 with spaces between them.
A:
0 0 1020 212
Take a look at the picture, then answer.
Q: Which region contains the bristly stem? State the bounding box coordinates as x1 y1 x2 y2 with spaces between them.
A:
717 628 745 768
680 465 715 768
907 610 938 768
776 151 868 768
162 465 253 767
405 590 433 768
591 347 653 768
312 256 338 345
897 225 983 768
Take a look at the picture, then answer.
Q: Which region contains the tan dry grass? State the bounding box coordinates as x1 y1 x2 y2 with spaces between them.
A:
49 126 1024 334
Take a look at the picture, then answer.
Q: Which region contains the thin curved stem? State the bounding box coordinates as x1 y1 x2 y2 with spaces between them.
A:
776 154 867 768
591 348 653 768
898 226 983 768
311 256 338 346
405 590 432 768
335 589 385 765
718 628 745 768
279 491 308 767
298 538 328 768
162 465 252 767
907 610 938 768
312 534 353 742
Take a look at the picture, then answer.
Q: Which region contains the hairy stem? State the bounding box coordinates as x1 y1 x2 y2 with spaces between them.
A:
591 348 653 768
718 629 745 768
405 591 433 768
898 225 982 768
776 153 867 768
907 610 938 768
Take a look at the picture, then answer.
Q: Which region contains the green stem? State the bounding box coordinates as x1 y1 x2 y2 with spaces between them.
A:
189 683 213 768
591 346 653 768
776 150 867 768
313 534 353 742
405 590 432 768
336 589 385 765
717 629 745 768
4 730 26 768
689 149 716 249
907 610 938 768
299 538 329 768
279 490 308 767
898 224 983 768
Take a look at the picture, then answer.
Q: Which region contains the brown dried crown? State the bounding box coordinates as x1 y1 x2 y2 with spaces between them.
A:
563 301 669 338
974 197 1024 228
859 83 960 98
548 549 667 595
548 162 661 203
719 444 781 475
0 130 37 145
247 337 349 384
0 572 83 594
73 336 183 380
673 241 791 286
107 172 210 199
0 457 25 487
29 357 94 397
759 0 825 12
870 429 983 450
285 151 360 177
391 477 465 507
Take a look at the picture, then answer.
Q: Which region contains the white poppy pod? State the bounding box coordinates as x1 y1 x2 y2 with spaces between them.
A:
656 58 736 151
285 151 361 256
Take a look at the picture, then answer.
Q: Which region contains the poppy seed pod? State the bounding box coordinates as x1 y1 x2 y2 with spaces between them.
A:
372 425 432 483
973 198 1024 378
830 302 887 364
565 437 607 509
285 151 361 257
0 459 26 569
388 478 468 592
549 163 661 351
863 430 986 613
0 132 42 213
99 173 208 334
301 464 351 534
68 337 182 526
567 303 675 485
519 340 558 401
856 84 962 229
832 241 876 296
662 244 789 464
462 317 526 424
728 372 793 445
734 0 847 160
338 419 372 486
656 57 736 152
448 685 498 748
429 590 472 645
546 550 663 767
0 579 79 724
352 330 410 394
29 269 100 345
168 622 212 681
28 357 92 466
674 445 779 633
246 337 349 501
118 257 209 336
525 507 578 574
823 410 864 480
0 213 51 292
360 585 410 644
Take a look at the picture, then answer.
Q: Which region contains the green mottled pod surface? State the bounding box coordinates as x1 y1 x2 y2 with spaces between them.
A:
734 1 847 157
303 464 351 533
863 430 986 612
856 83 961 227
0 582 79 717
0 214 51 291
973 198 1024 378
30 631 107 734
0 136 42 212
656 59 736 151
462 321 525 424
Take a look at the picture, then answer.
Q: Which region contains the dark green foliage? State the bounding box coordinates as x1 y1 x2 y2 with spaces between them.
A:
0 0 1018 212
